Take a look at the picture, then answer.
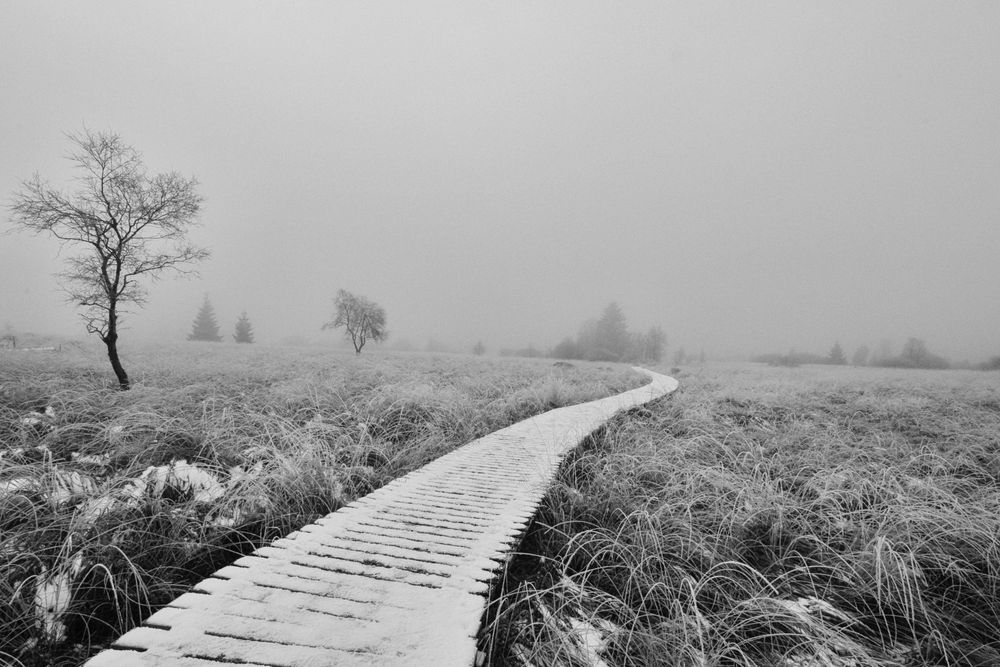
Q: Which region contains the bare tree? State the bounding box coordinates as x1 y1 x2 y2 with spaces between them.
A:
9 130 208 389
322 289 387 354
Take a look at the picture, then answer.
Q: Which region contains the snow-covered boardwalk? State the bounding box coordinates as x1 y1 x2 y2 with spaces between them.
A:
85 368 677 667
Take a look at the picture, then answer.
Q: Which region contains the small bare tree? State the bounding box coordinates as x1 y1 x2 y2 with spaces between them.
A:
322 289 387 354
9 130 208 389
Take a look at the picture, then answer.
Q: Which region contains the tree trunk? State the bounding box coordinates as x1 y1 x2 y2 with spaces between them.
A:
103 329 130 390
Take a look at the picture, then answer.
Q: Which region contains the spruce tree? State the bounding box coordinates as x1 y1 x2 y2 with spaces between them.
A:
828 341 847 365
233 311 254 343
188 297 223 341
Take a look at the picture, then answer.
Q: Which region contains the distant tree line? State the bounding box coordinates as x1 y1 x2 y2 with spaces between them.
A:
755 337 952 370
877 338 949 369
672 348 707 365
571 302 665 362
499 302 667 363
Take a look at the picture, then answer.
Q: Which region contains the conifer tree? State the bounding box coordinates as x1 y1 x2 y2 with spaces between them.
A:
188 296 223 341
828 341 847 365
233 311 254 343
595 302 629 360
642 326 666 362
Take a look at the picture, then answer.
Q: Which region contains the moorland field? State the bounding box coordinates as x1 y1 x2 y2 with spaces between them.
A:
0 343 641 666
485 364 1000 667
3 349 999 667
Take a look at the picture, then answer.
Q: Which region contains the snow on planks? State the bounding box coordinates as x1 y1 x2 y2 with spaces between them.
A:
84 368 677 667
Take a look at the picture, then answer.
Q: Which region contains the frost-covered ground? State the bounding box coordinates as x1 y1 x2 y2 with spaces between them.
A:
0 342 642 666
486 363 1000 667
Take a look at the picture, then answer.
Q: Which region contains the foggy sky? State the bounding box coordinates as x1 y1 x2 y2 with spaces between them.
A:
2 1 998 361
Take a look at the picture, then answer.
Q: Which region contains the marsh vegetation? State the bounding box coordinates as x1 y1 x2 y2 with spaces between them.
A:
5 348 998 667
0 344 640 665
484 364 1000 666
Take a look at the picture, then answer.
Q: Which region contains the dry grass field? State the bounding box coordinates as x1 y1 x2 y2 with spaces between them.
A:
5 351 999 667
0 343 641 666
484 364 1000 667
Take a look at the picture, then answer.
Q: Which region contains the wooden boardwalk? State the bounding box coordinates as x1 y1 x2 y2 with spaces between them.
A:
85 368 677 667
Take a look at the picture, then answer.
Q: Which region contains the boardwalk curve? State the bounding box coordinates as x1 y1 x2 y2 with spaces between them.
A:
85 367 677 666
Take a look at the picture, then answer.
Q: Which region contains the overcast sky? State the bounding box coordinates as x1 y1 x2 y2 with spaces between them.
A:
1 1 998 360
